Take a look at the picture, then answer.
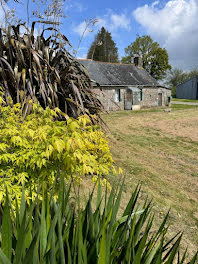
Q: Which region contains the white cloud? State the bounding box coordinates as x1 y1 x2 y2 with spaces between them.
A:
151 1 160 8
73 2 86 12
73 11 130 38
65 1 86 12
96 18 107 30
98 11 131 32
73 21 91 37
110 13 131 30
133 0 198 70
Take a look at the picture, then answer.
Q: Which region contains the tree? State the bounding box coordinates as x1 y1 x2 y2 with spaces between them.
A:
186 69 198 80
165 68 198 97
87 27 119 63
122 35 171 80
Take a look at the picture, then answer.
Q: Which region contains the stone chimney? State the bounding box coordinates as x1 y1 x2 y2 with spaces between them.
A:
134 56 142 68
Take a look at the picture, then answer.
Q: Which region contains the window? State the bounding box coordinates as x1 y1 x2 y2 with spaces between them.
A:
138 90 142 101
115 89 121 102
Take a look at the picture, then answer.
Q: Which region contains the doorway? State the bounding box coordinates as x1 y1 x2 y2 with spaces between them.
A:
125 89 132 110
158 93 162 106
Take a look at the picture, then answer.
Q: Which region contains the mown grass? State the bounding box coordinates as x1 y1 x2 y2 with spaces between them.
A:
103 107 198 257
105 104 198 118
172 98 198 103
171 104 198 110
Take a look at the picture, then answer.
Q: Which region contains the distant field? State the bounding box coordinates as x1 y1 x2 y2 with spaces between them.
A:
103 107 198 256
171 104 198 110
172 98 198 103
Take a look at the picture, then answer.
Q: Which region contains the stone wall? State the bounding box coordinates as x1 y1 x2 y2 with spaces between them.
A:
141 88 158 107
94 87 125 111
93 86 171 111
160 88 171 106
141 87 171 107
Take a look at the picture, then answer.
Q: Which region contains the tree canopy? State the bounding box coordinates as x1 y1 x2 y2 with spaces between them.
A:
87 27 119 63
122 35 171 80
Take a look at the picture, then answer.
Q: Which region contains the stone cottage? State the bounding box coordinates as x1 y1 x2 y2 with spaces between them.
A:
78 58 171 111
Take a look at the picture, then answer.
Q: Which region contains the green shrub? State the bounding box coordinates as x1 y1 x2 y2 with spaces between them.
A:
0 90 115 203
0 180 197 263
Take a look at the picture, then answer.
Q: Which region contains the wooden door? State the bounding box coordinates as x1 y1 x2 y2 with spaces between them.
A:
125 89 132 110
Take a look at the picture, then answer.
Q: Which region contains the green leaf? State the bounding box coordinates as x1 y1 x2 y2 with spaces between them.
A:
23 231 39 264
98 226 107 264
111 180 124 224
133 226 150 264
189 251 198 264
13 212 27 264
40 199 47 260
164 235 182 264
50 230 56 264
96 177 102 211
66 240 72 264
58 209 65 264
144 240 162 264
25 216 32 249
177 248 187 264
122 185 141 217
123 214 136 262
0 249 11 264
19 186 25 226
2 194 12 261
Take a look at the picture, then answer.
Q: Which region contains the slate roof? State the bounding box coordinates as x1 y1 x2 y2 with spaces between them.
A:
78 59 159 87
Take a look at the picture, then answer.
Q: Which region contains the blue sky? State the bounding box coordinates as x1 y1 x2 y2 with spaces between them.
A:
1 0 198 71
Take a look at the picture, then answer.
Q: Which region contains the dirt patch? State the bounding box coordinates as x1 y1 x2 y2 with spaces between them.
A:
146 116 198 142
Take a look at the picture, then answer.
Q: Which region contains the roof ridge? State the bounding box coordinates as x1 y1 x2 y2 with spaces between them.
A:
77 58 136 66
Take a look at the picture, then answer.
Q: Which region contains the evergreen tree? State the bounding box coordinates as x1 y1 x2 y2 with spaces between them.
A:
87 27 119 62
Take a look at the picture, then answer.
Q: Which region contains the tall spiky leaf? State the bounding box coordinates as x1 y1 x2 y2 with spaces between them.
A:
1 193 12 261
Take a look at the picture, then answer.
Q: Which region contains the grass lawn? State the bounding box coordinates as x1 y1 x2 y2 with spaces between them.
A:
171 104 198 110
103 106 198 257
172 98 198 103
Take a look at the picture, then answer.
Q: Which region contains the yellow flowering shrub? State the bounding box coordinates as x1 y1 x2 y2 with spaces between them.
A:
0 90 116 202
